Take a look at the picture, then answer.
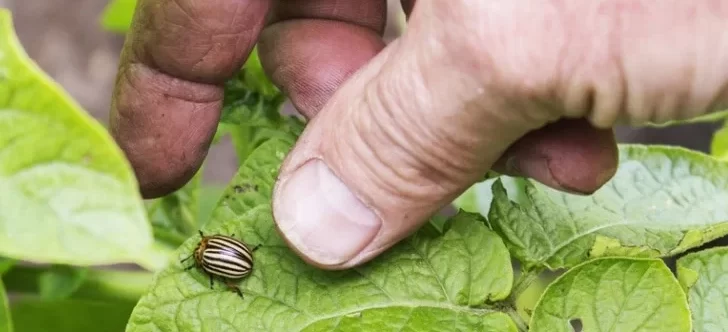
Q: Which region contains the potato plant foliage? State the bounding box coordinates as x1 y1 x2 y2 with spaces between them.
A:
0 2 727 331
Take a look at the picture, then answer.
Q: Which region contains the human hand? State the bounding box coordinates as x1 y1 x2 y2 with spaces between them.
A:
110 1 728 270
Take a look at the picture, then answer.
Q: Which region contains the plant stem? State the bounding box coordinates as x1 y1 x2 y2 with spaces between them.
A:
511 266 544 301
506 305 529 332
2 265 154 303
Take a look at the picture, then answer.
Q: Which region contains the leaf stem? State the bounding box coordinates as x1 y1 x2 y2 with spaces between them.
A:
505 305 529 332
511 266 544 301
2 265 154 303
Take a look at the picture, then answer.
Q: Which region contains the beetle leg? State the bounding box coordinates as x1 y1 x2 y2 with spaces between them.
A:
183 264 195 271
199 230 205 238
209 274 214 289
225 280 243 299
180 253 194 263
252 244 261 252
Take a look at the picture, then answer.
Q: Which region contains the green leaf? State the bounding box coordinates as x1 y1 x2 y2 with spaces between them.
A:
226 115 305 164
453 175 529 220
711 122 728 160
221 48 283 126
38 265 89 301
148 167 203 237
677 246 728 332
220 48 305 162
646 109 728 127
489 144 728 270
530 257 691 332
0 10 164 270
0 279 11 332
11 298 135 332
100 0 137 33
126 138 516 332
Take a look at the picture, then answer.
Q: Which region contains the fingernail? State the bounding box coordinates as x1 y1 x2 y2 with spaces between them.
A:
274 159 382 266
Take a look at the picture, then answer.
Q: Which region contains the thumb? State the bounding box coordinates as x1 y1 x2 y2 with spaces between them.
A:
271 30 539 269
271 4 610 270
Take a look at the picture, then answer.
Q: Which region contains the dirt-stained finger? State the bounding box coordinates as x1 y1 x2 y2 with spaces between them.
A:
492 118 619 194
258 0 388 118
110 0 271 198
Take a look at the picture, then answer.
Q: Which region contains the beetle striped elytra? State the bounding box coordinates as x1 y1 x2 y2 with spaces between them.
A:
180 231 260 298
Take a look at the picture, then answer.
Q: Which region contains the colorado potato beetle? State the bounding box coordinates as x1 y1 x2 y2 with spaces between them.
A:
181 231 260 297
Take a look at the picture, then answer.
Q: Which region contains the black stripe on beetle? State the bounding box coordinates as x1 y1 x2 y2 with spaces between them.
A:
180 231 260 298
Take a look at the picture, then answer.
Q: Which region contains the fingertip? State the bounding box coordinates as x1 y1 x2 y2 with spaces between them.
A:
110 64 222 199
495 118 619 195
258 20 385 118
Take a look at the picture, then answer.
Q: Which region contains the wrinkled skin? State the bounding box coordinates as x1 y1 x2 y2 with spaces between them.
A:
110 0 728 269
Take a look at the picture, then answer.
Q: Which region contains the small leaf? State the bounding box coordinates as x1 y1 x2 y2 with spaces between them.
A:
38 265 89 301
220 48 305 162
148 167 203 237
126 138 517 331
99 0 137 33
220 48 284 127
489 144 728 270
676 246 728 332
0 10 163 270
530 257 691 332
0 279 11 332
226 115 305 164
453 176 529 220
11 298 135 332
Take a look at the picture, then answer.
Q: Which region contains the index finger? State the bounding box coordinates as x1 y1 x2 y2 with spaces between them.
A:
109 0 270 198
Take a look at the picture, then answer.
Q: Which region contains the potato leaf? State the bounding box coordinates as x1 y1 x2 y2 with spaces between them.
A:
453 175 529 220
530 258 691 332
677 246 728 332
0 10 164 270
220 49 283 126
125 138 516 332
220 49 305 162
0 279 10 332
489 144 728 270
711 121 728 160
100 0 137 33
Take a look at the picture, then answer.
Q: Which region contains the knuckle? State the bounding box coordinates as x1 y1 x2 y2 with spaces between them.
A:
132 0 266 84
336 79 482 207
